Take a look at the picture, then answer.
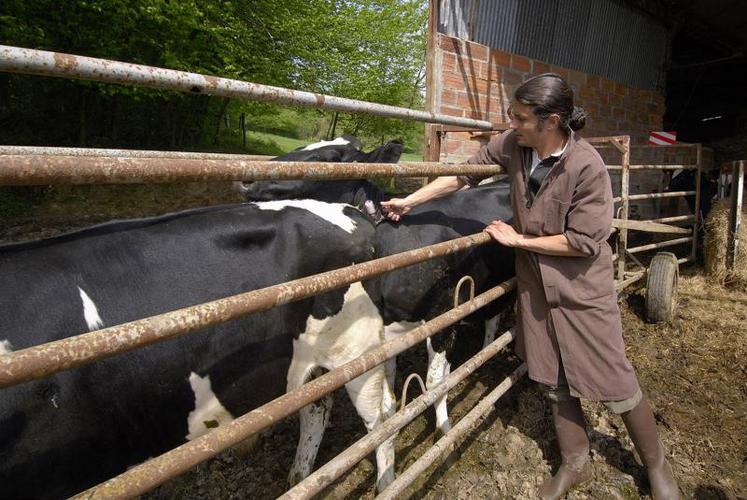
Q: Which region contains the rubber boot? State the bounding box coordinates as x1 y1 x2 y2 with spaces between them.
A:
539 397 593 500
621 398 680 499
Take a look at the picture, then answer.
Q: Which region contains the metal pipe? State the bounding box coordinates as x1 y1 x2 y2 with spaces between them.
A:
0 155 504 186
280 328 518 500
0 232 497 388
73 280 516 499
0 145 272 160
627 236 694 254
0 45 493 129
677 257 692 265
614 271 646 292
376 363 528 500
647 215 695 224
613 191 695 203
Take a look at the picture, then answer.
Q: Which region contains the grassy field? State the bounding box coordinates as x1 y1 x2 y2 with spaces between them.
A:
240 130 423 161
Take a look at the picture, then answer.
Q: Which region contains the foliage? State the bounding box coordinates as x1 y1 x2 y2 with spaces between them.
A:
0 0 427 153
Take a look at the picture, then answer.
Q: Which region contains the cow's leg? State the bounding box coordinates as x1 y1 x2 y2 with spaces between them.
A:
483 312 502 348
343 367 396 491
426 336 452 434
287 358 333 486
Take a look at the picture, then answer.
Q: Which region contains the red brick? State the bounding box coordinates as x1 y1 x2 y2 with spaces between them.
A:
438 34 463 55
445 140 464 154
485 63 502 82
490 48 511 67
511 54 531 72
579 86 596 99
441 52 458 73
440 105 464 117
613 107 626 120
568 69 586 87
584 103 599 117
467 109 488 120
610 94 623 107
465 40 488 62
456 91 485 110
550 66 570 80
502 69 524 85
600 78 614 93
587 74 601 89
533 61 551 75
614 83 628 96
443 73 468 92
440 89 459 107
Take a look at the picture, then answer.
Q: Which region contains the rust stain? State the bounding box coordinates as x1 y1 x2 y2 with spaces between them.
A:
53 53 79 72
204 75 219 88
315 94 325 107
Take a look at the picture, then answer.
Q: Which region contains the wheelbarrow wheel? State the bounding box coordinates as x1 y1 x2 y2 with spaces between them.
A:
645 252 679 323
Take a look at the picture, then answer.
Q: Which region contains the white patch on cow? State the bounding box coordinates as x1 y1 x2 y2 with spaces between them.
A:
426 337 452 434
252 200 357 233
0 339 12 355
186 372 234 441
483 313 502 349
77 287 104 331
301 137 351 151
286 282 394 488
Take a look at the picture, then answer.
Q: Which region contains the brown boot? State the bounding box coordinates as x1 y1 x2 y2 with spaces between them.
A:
539 397 593 500
621 398 680 500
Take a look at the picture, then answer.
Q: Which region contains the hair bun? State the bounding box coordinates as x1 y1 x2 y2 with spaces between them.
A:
569 106 587 131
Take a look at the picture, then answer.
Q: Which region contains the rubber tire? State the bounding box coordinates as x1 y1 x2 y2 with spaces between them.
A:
645 252 679 323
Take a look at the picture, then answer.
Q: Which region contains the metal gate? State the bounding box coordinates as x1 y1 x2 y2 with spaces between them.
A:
0 44 522 499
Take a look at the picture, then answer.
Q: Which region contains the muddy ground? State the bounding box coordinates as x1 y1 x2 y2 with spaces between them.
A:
143 270 746 500
2 186 745 499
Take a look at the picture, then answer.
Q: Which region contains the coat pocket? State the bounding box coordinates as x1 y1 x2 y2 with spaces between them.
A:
543 198 570 235
571 245 615 300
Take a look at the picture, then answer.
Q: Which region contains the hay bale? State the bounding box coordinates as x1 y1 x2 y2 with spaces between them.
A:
704 198 747 289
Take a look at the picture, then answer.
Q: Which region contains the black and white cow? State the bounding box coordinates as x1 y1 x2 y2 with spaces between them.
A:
241 140 516 433
0 201 394 499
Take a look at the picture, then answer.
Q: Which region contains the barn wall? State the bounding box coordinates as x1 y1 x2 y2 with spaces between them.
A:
433 33 667 164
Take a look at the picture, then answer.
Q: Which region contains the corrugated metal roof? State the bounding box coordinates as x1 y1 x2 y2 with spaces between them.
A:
438 0 667 90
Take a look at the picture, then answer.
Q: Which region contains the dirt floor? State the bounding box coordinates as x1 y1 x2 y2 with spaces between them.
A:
3 187 745 499
141 269 746 500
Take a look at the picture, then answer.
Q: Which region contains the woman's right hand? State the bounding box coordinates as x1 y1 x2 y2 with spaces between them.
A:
380 198 411 222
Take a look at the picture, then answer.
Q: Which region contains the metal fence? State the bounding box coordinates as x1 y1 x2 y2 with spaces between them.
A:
1 45 520 499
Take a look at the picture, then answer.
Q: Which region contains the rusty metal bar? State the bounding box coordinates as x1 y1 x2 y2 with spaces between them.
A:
376 362 528 500
0 45 493 129
280 325 518 500
613 191 695 203
0 145 272 160
627 236 694 254
74 279 516 499
0 232 496 389
606 164 698 171
677 257 692 265
0 155 505 186
727 160 745 268
647 215 695 224
614 271 646 292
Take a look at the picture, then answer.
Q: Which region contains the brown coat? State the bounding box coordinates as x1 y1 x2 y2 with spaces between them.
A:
464 130 639 401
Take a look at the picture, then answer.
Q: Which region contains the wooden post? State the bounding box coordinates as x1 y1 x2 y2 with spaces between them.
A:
424 0 441 169
727 160 744 268
617 136 631 281
691 144 702 262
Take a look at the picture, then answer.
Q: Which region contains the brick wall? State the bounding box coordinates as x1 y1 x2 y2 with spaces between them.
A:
433 34 667 163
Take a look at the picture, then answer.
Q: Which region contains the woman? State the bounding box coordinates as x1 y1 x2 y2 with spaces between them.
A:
381 73 679 500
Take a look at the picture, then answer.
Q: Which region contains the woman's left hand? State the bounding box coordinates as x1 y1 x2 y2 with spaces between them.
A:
484 220 522 248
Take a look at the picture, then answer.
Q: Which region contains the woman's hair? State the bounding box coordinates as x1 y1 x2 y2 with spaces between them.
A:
514 73 587 131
